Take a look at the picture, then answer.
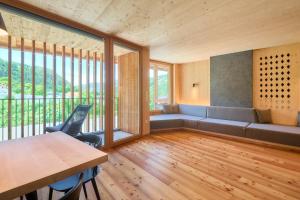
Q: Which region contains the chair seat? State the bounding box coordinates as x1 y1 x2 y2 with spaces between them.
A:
50 167 99 191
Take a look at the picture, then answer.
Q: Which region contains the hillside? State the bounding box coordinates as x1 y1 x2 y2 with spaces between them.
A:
0 58 70 96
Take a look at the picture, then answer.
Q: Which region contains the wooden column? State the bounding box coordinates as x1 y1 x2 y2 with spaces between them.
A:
20 38 25 138
7 36 12 140
79 49 82 104
104 38 113 147
32 40 35 136
52 44 56 125
141 47 150 135
93 52 97 131
173 64 180 104
86 51 90 131
71 48 74 110
62 46 66 121
43 42 47 133
99 53 104 130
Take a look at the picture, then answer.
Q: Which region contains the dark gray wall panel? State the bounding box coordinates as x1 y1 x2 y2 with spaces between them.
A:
210 50 253 108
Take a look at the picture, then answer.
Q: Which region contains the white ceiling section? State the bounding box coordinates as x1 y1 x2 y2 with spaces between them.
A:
20 0 300 63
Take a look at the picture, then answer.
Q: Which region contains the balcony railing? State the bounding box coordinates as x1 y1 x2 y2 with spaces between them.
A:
0 97 109 141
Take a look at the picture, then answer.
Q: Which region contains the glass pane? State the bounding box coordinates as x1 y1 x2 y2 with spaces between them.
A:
157 69 169 103
0 8 105 146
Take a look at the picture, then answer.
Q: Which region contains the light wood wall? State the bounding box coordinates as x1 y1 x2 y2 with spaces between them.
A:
175 60 210 105
141 48 150 135
253 43 300 125
118 52 140 134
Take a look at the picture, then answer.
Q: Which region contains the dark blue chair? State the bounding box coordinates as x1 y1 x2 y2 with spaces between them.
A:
48 133 102 200
45 105 92 136
60 173 84 200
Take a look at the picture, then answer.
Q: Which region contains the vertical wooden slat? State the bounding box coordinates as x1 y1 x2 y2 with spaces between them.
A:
21 38 25 138
93 52 97 131
53 44 56 125
71 48 74 110
117 56 121 130
62 46 66 122
79 49 82 104
99 53 103 130
86 51 90 131
32 40 35 136
114 56 118 130
7 36 12 140
43 42 47 133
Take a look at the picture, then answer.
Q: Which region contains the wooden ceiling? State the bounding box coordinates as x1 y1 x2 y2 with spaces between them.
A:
14 0 300 63
0 10 133 56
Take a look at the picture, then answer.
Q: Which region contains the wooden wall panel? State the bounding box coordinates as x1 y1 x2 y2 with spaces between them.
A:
118 52 139 134
175 60 210 105
253 43 300 125
141 47 150 135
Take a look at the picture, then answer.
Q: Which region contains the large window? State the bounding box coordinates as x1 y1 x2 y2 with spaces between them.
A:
149 63 170 110
0 8 105 145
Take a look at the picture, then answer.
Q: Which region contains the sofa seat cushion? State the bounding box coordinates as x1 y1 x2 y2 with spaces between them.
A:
246 123 300 147
150 114 203 121
197 118 249 137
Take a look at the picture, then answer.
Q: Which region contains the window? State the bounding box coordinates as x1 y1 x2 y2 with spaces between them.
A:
149 63 170 110
0 9 105 144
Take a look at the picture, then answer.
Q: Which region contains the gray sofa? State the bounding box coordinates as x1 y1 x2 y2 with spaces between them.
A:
150 104 206 130
150 104 300 147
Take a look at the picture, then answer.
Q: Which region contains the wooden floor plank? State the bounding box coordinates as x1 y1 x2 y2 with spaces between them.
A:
25 131 300 200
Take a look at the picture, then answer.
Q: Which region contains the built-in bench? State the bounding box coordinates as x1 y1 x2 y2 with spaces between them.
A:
150 104 300 147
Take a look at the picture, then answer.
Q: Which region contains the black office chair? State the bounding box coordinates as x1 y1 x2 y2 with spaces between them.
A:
46 105 92 136
49 133 102 200
59 173 84 200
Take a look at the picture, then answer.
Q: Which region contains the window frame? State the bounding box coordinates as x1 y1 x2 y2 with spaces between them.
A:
150 62 171 110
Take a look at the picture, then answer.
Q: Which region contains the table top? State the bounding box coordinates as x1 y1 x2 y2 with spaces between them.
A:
0 132 108 199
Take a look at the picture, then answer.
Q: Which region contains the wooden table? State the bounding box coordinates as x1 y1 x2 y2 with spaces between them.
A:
0 132 108 200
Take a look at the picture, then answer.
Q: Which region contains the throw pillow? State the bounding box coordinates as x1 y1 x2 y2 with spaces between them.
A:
256 109 272 124
162 104 179 114
162 104 173 114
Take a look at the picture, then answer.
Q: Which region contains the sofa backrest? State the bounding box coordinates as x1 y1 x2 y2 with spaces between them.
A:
179 104 207 117
207 106 257 123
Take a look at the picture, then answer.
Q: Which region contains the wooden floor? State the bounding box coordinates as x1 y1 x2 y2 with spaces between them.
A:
36 131 300 200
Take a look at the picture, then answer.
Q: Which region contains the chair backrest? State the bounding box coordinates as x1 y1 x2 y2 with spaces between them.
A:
59 173 83 200
61 105 92 136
